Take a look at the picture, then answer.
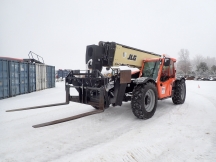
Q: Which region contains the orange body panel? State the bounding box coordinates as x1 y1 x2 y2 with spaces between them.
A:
131 69 140 75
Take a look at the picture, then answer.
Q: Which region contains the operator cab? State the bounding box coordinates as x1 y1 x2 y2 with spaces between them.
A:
160 58 175 82
141 57 176 82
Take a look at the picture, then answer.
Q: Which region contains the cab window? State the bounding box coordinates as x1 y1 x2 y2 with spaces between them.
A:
142 61 160 80
169 60 174 77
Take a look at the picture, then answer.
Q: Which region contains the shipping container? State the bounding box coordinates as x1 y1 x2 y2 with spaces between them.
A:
9 61 20 96
63 69 71 78
46 66 52 88
0 56 55 100
42 64 47 89
20 62 29 94
57 69 63 78
36 64 47 91
0 59 9 99
51 66 55 87
56 69 71 79
46 65 55 88
28 63 36 92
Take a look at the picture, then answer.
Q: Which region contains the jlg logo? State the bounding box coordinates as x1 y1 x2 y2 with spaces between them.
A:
127 54 137 61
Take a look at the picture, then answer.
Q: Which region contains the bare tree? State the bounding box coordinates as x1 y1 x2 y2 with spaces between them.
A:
177 49 192 76
192 55 216 76
211 65 216 75
191 54 204 71
196 62 209 76
205 57 216 69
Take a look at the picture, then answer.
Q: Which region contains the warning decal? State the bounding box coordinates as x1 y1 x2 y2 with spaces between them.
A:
162 87 166 94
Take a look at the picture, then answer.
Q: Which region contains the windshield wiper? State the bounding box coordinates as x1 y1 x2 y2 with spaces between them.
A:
150 62 157 78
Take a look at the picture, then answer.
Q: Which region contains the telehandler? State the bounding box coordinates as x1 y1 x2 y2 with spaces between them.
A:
7 41 186 128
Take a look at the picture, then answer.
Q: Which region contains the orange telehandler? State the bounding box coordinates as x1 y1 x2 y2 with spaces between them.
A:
7 41 186 128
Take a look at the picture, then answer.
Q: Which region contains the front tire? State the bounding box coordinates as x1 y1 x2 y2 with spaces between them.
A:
131 82 158 119
172 79 186 104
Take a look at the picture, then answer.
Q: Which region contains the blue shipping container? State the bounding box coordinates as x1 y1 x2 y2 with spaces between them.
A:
0 57 55 100
57 70 63 78
56 69 70 79
46 66 52 88
64 70 70 78
9 61 20 96
28 63 36 92
20 62 29 94
0 59 9 99
46 65 55 88
51 66 55 87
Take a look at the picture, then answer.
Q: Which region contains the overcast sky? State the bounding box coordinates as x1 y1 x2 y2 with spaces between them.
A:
1 0 216 70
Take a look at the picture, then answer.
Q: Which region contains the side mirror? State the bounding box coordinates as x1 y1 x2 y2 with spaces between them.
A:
164 58 170 66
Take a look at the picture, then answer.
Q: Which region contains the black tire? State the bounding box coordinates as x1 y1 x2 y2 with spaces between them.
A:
131 82 158 119
172 79 186 104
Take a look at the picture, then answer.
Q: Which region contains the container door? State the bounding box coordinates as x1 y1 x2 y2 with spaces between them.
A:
39 64 42 90
37 64 46 90
0 59 9 99
51 66 55 88
46 66 51 88
9 61 20 96
28 63 36 92
46 66 49 88
20 62 29 94
43 65 47 89
40 64 45 90
36 63 41 91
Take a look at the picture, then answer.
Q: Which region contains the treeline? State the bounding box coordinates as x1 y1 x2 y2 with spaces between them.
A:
176 49 216 77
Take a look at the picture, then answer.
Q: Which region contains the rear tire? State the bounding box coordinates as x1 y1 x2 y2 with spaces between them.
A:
131 82 158 119
172 79 186 104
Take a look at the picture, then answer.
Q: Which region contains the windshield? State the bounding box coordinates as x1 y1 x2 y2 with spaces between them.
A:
142 61 160 80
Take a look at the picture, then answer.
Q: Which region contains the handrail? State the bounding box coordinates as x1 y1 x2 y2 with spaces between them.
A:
28 51 44 64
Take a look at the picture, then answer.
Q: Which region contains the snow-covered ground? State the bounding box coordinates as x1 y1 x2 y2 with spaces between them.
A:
0 81 216 162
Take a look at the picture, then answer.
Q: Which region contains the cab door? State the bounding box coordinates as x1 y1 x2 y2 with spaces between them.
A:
157 58 175 99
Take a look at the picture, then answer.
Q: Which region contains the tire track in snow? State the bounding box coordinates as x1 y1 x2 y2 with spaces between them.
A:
2 82 216 162
189 90 216 108
80 88 216 162
67 106 189 162
24 106 137 162
77 132 188 162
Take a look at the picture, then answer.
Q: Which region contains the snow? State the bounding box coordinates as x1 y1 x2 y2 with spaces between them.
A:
0 81 216 162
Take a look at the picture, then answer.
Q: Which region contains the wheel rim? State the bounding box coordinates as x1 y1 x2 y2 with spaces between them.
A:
181 83 185 100
144 89 155 112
